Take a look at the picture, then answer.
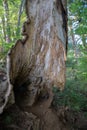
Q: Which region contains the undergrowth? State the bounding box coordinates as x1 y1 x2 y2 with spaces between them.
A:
53 48 87 118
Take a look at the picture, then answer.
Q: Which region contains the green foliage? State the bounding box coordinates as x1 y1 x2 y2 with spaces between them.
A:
2 42 14 52
0 42 14 60
68 0 87 44
65 1 87 117
53 46 87 118
53 80 87 111
0 0 26 60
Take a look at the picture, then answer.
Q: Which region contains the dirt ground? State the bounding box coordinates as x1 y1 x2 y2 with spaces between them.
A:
0 104 87 130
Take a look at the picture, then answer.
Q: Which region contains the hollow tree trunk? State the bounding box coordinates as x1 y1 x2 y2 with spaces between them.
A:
6 0 67 129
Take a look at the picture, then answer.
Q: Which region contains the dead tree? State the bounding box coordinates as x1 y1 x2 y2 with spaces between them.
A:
1 0 67 129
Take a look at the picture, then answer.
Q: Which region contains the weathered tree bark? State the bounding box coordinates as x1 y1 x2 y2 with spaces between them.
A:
1 0 67 129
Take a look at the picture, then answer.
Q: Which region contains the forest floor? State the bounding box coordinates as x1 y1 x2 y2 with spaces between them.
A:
0 103 87 130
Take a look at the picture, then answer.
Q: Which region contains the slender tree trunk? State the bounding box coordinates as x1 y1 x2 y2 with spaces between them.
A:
1 0 67 129
71 31 78 59
2 16 6 42
0 17 6 53
3 0 11 43
16 0 26 35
